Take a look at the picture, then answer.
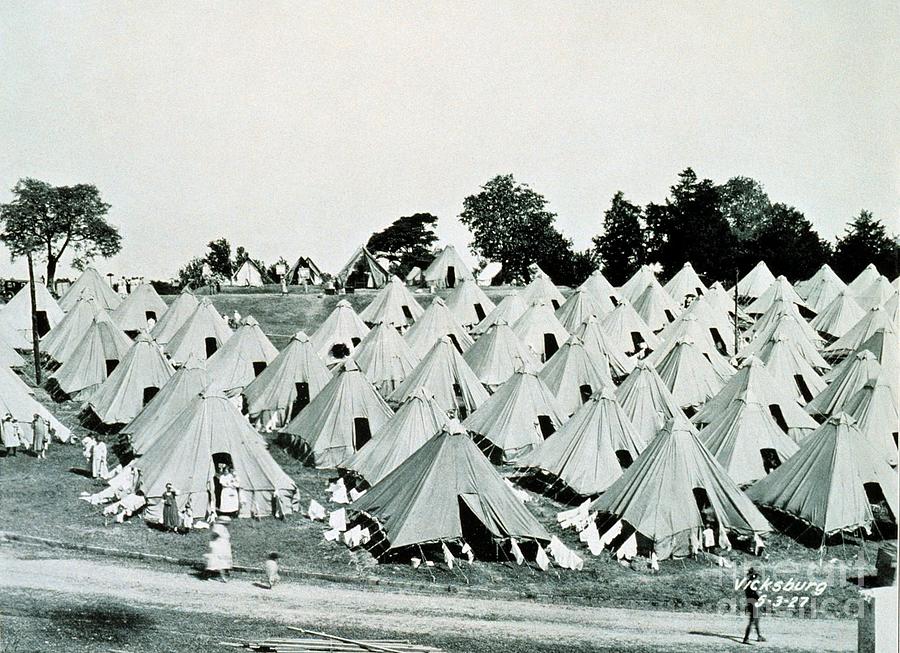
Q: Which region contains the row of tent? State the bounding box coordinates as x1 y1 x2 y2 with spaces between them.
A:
3 259 897 564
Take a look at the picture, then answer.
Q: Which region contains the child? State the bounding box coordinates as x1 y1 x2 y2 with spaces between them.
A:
264 552 280 589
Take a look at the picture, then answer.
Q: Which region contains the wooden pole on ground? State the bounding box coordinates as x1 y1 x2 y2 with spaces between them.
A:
286 627 408 653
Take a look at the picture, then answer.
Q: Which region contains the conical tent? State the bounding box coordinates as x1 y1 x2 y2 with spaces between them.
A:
761 335 827 406
743 312 829 372
445 278 496 328
0 369 72 443
649 312 735 373
520 273 565 310
600 301 660 357
388 336 489 419
42 295 101 365
111 283 168 335
205 316 279 393
422 245 473 289
664 262 707 306
619 265 658 305
856 276 895 311
555 288 606 333
463 370 566 464
336 246 389 289
794 263 845 302
590 415 771 560
846 264 883 297
150 290 199 347
309 299 370 366
706 282 753 325
735 261 776 301
517 387 646 497
349 321 420 397
403 297 473 359
692 356 818 443
339 389 448 487
123 355 212 455
0 282 64 348
242 331 332 431
134 392 299 522
843 377 899 466
164 299 233 366
537 335 612 416
744 298 823 348
48 312 133 400
83 332 175 427
654 339 730 412
462 320 541 391
805 351 881 419
616 361 686 443
632 281 682 332
577 270 621 316
699 393 799 486
571 315 634 380
230 259 268 287
745 276 811 318
470 292 527 336
349 424 551 552
1 365 32 396
809 290 864 340
58 267 122 312
746 413 898 534
358 276 424 329
824 328 899 388
512 301 570 363
279 360 394 468
824 305 896 362
0 341 25 368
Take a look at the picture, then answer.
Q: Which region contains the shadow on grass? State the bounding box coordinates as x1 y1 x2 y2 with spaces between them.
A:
49 602 155 644
689 630 746 645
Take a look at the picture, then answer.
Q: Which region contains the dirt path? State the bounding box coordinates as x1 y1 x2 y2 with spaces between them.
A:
0 547 854 652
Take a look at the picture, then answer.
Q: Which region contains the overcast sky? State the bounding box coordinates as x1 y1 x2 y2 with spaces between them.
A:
1 2 897 280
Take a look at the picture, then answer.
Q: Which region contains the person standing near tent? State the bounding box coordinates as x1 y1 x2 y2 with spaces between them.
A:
31 414 48 459
218 467 241 517
204 516 233 582
742 567 766 644
91 436 108 479
2 413 20 457
162 483 180 532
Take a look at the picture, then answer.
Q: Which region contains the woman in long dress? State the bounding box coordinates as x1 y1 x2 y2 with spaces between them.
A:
204 517 233 581
2 414 20 457
31 415 48 459
91 438 108 478
218 468 241 517
162 484 179 532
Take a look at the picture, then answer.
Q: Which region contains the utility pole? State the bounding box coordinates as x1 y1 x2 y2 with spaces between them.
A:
27 252 41 383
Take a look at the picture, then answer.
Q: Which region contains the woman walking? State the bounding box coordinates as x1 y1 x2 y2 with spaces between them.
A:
204 516 233 582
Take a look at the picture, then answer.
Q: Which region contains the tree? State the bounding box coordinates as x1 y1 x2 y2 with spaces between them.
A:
205 238 233 279
592 191 645 286
178 257 209 289
460 174 566 284
0 178 121 288
718 176 771 242
747 204 832 281
832 211 900 280
366 213 438 278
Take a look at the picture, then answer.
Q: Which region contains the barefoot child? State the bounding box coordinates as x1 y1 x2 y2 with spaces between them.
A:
264 552 280 589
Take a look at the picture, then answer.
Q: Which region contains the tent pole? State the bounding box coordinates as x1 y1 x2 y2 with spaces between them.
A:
733 269 739 354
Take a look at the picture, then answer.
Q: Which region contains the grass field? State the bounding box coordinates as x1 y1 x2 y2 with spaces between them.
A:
0 290 882 620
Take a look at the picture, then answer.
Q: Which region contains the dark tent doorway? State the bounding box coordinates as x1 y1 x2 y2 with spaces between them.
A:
446 266 456 288
105 359 119 376
537 415 556 439
473 303 486 322
142 386 159 406
252 361 267 377
542 333 559 360
205 337 218 358
35 310 51 337
291 382 311 419
353 417 372 450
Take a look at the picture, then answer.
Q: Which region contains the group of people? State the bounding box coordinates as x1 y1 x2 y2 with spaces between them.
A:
2 413 52 459
81 434 109 478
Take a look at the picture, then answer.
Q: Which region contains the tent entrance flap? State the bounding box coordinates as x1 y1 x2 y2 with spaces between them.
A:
446 266 456 288
353 417 372 450
448 334 463 354
768 404 789 433
36 310 51 337
760 448 781 474
205 337 218 358
142 386 159 406
252 361 267 377
579 384 593 404
793 375 814 403
458 493 498 558
291 382 310 418
543 334 559 360
105 359 119 376
615 449 634 469
537 415 556 439
145 310 157 322
331 343 350 359
473 303 486 322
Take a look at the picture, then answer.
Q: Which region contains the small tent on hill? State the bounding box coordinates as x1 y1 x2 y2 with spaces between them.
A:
0 282 64 348
554 288 606 333
205 316 279 393
462 320 541 391
242 331 332 431
164 299 233 366
230 259 268 287
512 301 570 363
422 245 472 289
846 264 883 297
632 281 682 332
470 292 527 336
843 377 898 466
618 265 658 305
654 339 730 413
746 413 898 535
388 336 489 419
309 299 370 366
517 387 646 497
537 335 612 416
358 276 424 329
463 370 566 464
698 392 799 486
570 315 634 381
445 278 496 328
599 301 660 357
134 391 299 522
349 321 420 397
337 246 389 289
59 267 121 313
48 313 133 401
521 272 565 310
287 256 323 285
589 415 771 560
664 262 707 307
339 389 448 487
615 361 686 443
348 423 551 557
279 360 393 468
111 283 168 336
82 332 175 428
809 290 864 341
403 297 473 359
42 295 101 365
150 290 199 347
577 270 621 316
735 261 776 301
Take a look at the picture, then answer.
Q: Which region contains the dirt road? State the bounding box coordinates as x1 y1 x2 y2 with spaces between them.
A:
0 546 855 652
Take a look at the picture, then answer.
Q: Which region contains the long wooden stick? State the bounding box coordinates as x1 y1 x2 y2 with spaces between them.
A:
285 628 409 653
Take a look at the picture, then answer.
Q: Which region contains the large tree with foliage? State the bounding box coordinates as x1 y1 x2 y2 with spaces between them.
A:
592 191 644 286
832 210 900 280
718 176 771 242
644 169 737 282
366 213 438 278
205 237 233 279
746 204 831 281
0 178 121 288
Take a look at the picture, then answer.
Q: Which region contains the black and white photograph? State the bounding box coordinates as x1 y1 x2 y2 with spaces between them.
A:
0 3 897 652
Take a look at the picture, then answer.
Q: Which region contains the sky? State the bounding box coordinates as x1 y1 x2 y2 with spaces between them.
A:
1 2 897 281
